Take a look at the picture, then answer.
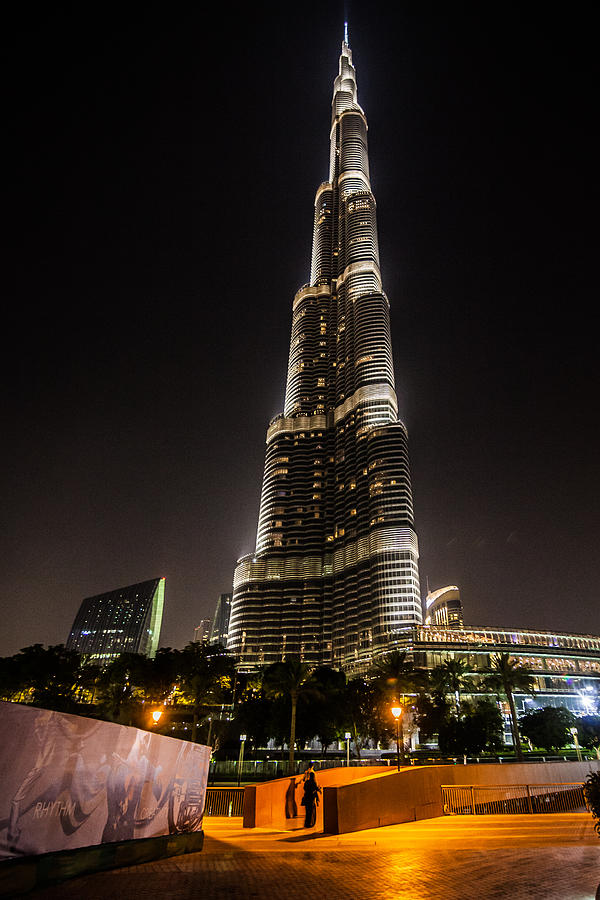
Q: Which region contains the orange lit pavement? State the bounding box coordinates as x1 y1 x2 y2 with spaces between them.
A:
32 814 600 899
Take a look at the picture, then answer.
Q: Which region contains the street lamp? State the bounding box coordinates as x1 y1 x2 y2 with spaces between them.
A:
570 726 582 762
391 705 403 771
151 709 163 726
238 734 247 786
345 732 351 767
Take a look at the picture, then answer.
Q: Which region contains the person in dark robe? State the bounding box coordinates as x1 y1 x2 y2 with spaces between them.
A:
301 771 321 828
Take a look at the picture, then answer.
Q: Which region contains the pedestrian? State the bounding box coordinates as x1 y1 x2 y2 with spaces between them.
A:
301 770 321 828
302 763 315 783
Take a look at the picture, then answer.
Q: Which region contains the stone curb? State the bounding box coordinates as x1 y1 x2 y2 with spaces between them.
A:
0 830 204 897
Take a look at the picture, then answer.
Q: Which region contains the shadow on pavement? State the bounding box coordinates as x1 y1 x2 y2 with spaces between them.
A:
280 831 330 843
29 834 253 898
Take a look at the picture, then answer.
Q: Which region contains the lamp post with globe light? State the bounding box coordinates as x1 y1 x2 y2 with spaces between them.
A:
391 705 403 770
345 732 351 767
238 734 247 786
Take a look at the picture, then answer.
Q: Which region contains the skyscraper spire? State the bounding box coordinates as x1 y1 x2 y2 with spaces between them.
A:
228 36 422 674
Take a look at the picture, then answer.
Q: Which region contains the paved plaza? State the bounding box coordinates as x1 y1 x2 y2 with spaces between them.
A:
32 814 599 899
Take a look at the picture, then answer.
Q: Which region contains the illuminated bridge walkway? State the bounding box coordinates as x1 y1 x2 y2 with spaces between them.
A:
32 813 598 900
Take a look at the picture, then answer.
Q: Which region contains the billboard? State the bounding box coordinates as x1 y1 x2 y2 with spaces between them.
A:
0 702 210 859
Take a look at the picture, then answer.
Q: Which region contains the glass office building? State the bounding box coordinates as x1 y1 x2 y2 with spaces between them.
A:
209 593 232 646
66 577 165 662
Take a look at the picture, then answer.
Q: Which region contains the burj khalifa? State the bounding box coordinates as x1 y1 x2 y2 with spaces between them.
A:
228 31 422 674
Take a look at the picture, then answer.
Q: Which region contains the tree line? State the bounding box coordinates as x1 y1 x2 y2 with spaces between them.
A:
0 643 598 770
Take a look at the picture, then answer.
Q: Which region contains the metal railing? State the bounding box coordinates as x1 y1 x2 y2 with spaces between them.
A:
441 783 587 816
311 758 395 770
209 759 280 777
204 787 245 817
205 756 596 780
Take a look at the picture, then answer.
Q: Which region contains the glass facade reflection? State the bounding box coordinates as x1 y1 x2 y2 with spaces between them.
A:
66 577 165 661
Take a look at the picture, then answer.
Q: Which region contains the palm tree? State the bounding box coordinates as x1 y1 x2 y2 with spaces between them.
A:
179 642 234 743
262 656 314 774
371 650 418 702
371 650 420 763
342 678 380 759
97 652 149 724
310 666 346 757
485 653 535 761
144 647 180 705
430 657 474 715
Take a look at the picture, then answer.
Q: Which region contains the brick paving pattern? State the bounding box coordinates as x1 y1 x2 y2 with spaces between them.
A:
32 815 600 899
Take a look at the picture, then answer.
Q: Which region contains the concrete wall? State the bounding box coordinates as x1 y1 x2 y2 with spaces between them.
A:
1 832 204 897
243 766 391 830
322 760 600 834
438 760 599 788
322 768 440 834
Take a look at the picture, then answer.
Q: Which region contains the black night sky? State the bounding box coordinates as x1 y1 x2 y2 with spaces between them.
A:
3 2 598 658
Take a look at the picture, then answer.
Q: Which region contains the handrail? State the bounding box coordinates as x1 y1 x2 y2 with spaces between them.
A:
204 787 245 817
441 782 587 816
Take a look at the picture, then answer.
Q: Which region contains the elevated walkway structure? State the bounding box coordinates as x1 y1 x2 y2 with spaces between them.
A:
242 761 600 835
243 765 391 831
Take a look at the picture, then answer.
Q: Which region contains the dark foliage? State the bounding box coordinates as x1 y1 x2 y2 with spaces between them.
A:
519 706 576 753
0 644 82 712
438 699 504 757
576 716 600 751
584 771 600 837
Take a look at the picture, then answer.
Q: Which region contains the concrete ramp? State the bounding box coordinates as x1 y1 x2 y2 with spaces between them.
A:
322 760 600 834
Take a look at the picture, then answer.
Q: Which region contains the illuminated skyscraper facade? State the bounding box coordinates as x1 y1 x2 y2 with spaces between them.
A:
193 618 212 643
229 35 422 674
66 577 165 662
209 592 232 646
424 586 464 629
